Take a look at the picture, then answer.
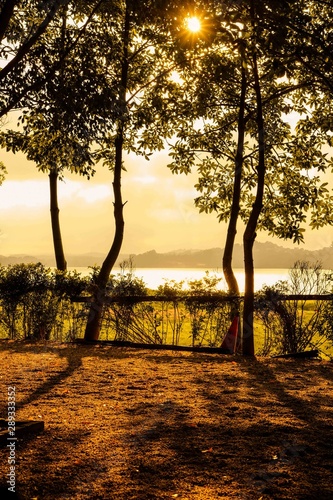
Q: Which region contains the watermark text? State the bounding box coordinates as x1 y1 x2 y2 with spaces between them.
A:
7 386 16 494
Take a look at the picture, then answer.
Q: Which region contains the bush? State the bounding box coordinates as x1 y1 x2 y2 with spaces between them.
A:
101 259 152 341
0 261 240 347
101 268 236 347
52 269 90 341
0 263 90 340
0 263 55 339
255 260 333 355
185 272 236 347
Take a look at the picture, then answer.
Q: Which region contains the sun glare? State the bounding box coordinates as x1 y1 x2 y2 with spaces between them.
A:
186 16 201 33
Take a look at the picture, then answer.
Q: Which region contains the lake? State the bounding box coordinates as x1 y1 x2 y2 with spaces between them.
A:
68 267 290 292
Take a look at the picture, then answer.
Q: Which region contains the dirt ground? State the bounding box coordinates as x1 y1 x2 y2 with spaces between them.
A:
0 341 333 500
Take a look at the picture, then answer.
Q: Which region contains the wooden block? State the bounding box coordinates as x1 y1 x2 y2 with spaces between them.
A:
0 420 44 446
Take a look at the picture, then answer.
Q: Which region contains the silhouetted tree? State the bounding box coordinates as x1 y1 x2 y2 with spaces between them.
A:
0 0 71 116
1 1 115 270
167 0 333 354
83 0 186 340
0 1 119 270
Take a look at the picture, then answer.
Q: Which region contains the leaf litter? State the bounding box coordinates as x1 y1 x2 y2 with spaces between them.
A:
0 342 333 499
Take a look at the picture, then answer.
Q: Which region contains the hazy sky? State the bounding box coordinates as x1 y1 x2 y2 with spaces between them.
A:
0 129 332 258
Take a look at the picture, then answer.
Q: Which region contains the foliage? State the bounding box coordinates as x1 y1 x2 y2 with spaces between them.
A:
184 272 232 346
0 1 120 174
0 263 89 340
167 1 333 246
107 258 148 296
0 0 86 117
163 0 333 354
255 261 333 355
0 162 6 185
0 262 238 347
101 259 153 341
0 2 121 272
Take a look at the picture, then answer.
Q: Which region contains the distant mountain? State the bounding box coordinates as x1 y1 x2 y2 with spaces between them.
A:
0 242 332 269
0 253 125 267
130 248 223 268
130 243 333 269
0 254 40 265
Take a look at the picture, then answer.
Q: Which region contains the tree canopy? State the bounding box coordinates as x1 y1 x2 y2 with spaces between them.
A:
1 0 333 352
166 0 333 353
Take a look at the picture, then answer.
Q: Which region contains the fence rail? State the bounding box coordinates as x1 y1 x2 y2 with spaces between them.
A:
71 294 241 304
259 294 333 301
71 294 333 304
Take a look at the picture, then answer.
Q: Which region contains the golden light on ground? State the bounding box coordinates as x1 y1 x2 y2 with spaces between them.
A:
186 16 201 33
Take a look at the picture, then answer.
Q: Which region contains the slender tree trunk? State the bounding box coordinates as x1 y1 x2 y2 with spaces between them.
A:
84 132 126 341
49 169 67 271
84 3 130 341
222 60 247 296
242 3 265 355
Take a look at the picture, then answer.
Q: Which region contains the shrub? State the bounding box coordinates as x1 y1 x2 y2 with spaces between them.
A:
255 260 333 355
102 259 151 341
185 272 237 347
0 264 90 340
0 263 55 339
101 268 236 347
52 270 90 341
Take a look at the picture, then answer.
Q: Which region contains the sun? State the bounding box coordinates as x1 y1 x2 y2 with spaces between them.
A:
186 16 201 33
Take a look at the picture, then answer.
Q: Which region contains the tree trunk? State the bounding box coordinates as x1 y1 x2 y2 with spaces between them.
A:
222 58 247 296
243 230 256 355
242 3 265 355
84 3 130 341
84 133 126 341
49 170 67 271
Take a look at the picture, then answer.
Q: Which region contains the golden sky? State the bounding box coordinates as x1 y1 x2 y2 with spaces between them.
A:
0 145 226 256
0 137 332 257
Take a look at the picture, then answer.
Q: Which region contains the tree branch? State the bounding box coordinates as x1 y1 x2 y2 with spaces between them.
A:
0 0 71 82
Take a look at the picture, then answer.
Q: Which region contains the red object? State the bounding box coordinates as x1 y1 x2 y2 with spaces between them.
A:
221 316 239 354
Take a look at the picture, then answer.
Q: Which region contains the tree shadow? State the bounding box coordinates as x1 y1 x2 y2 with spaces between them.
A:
1 343 333 499
0 342 139 416
145 351 240 365
13 428 111 499
238 359 333 498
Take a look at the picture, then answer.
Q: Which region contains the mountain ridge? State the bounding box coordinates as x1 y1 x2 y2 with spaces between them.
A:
0 242 332 268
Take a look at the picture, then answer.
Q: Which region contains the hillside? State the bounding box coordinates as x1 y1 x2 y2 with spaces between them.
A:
130 242 333 269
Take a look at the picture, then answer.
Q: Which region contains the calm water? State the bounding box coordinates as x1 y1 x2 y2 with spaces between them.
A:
68 267 290 293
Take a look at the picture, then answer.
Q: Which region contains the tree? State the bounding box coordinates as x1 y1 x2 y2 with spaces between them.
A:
83 0 185 341
0 2 117 270
0 116 95 270
167 0 333 354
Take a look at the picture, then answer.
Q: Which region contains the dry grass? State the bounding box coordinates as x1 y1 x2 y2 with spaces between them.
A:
0 341 333 499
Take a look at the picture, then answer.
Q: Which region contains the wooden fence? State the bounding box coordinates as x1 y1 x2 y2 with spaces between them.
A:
71 293 333 353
